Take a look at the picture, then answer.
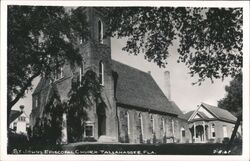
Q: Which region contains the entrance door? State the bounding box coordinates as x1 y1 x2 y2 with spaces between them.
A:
97 103 106 136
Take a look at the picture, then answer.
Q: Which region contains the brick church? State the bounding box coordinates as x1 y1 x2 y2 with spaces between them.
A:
30 7 190 144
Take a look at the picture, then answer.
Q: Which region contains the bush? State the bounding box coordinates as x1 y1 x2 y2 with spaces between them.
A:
216 138 222 143
152 133 156 144
222 137 230 144
8 131 29 154
139 133 143 144
83 137 97 142
163 135 167 143
208 138 215 143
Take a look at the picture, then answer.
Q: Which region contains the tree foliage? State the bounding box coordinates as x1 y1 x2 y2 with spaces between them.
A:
32 70 101 144
106 7 242 84
32 85 65 144
7 6 88 120
8 6 243 122
218 73 242 117
67 70 101 142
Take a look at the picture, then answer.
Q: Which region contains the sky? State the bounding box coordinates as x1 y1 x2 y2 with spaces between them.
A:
12 37 231 116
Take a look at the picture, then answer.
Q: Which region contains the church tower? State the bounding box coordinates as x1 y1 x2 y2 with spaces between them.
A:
78 8 118 142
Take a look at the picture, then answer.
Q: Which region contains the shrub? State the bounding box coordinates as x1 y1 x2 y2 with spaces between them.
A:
152 133 157 144
139 133 143 144
208 138 215 143
163 135 167 143
222 137 230 144
83 137 97 142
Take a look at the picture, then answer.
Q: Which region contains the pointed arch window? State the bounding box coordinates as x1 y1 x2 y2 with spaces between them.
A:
181 127 185 137
172 120 175 137
150 115 155 134
98 20 103 44
138 113 144 139
126 111 130 135
162 118 166 136
99 61 104 86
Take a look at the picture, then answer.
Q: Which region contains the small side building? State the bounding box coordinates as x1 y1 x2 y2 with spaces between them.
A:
9 105 30 135
185 103 240 143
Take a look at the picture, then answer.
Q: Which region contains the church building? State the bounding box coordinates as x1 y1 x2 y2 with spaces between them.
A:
30 7 190 144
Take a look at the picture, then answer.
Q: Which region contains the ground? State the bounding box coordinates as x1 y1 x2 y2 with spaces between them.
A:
8 132 242 155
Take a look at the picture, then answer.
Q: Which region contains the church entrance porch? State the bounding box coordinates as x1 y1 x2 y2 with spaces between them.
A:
189 121 208 143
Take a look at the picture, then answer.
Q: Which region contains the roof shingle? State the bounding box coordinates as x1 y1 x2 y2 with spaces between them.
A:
201 103 237 123
9 110 22 123
183 111 194 120
170 101 186 119
112 60 178 115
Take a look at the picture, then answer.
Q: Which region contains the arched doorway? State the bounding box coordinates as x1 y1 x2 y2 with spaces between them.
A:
97 103 106 137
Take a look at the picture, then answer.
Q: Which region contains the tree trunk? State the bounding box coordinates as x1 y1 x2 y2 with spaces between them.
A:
227 114 242 151
7 71 40 127
7 105 12 129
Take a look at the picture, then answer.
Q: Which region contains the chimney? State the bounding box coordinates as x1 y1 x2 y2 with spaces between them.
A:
164 71 171 100
19 105 24 112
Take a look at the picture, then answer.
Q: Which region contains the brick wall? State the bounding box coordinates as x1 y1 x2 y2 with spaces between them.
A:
118 106 191 144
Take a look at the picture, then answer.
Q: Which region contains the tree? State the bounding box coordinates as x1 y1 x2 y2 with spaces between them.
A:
105 7 242 147
66 70 101 142
106 7 242 84
32 70 101 144
8 6 243 124
218 73 242 150
7 6 88 124
218 73 242 117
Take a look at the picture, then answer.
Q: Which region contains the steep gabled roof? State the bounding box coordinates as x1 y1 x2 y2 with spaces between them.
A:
112 60 178 115
170 101 186 120
196 111 209 119
183 111 194 120
9 110 23 123
201 102 237 123
33 77 48 95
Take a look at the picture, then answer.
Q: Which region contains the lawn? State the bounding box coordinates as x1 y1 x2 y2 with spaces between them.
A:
8 132 242 155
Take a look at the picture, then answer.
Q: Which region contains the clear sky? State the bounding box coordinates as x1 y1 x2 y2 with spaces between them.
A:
12 37 231 116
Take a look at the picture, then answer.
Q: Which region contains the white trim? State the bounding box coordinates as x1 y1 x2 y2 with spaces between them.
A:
188 105 201 121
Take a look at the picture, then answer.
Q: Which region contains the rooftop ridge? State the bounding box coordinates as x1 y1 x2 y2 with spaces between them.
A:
112 59 151 76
